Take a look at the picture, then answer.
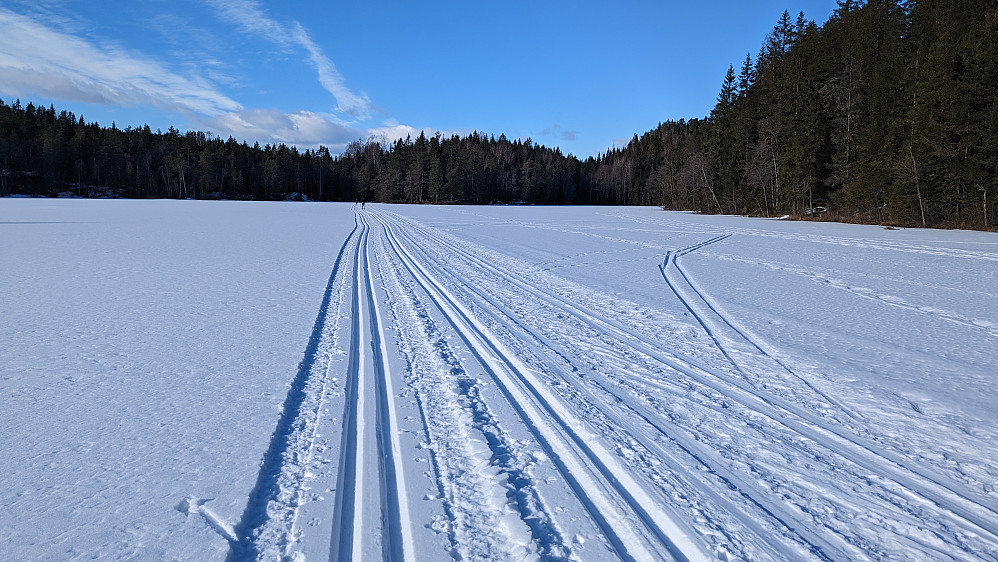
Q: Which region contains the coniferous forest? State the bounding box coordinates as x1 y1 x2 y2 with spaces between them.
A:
1 0 995 229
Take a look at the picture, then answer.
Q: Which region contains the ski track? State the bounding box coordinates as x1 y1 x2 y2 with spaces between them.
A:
328 213 413 562
656 235 998 546
660 235 865 424
377 226 570 560
375 211 707 562
390 229 855 560
226 217 358 561
227 205 998 561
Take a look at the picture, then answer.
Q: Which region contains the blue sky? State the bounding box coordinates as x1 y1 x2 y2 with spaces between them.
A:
0 0 840 157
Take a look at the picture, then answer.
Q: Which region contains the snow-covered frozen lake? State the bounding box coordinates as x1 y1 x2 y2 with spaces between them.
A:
2 199 996 560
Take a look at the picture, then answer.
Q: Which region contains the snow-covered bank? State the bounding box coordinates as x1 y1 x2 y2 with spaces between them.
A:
2 200 996 560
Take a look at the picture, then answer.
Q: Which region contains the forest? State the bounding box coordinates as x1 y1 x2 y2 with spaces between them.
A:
1 0 995 229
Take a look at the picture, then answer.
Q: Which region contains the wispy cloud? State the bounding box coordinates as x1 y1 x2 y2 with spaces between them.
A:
203 0 287 47
291 24 372 119
206 0 372 119
0 9 241 115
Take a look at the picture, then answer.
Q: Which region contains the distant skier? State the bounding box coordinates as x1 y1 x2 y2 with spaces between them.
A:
361 201 366 210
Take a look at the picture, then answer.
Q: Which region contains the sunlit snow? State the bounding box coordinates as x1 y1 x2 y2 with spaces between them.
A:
2 199 996 560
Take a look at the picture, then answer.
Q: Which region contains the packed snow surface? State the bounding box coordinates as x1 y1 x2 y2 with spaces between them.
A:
1 199 996 561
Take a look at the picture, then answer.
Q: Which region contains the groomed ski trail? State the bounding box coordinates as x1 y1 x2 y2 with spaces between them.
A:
372 210 708 562
329 212 415 562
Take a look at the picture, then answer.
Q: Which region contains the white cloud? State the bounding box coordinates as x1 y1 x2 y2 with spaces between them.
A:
291 24 372 119
199 108 363 149
0 9 241 116
206 0 372 119
367 122 466 144
367 124 427 143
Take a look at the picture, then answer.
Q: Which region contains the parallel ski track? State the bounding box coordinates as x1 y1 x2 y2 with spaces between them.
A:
371 211 707 562
377 209 998 552
375 225 571 559
328 217 365 561
329 212 414 562
380 214 867 559
227 216 358 561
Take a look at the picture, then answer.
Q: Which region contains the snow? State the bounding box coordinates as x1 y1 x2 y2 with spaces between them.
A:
0 199 353 559
2 199 997 560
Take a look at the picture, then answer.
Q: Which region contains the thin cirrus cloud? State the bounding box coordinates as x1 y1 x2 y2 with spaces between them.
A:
0 8 242 116
205 0 373 120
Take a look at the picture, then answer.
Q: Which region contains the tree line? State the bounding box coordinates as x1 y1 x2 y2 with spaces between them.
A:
0 101 586 204
1 0 994 228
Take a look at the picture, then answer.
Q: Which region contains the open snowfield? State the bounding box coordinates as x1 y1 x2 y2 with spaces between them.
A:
2 199 996 561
